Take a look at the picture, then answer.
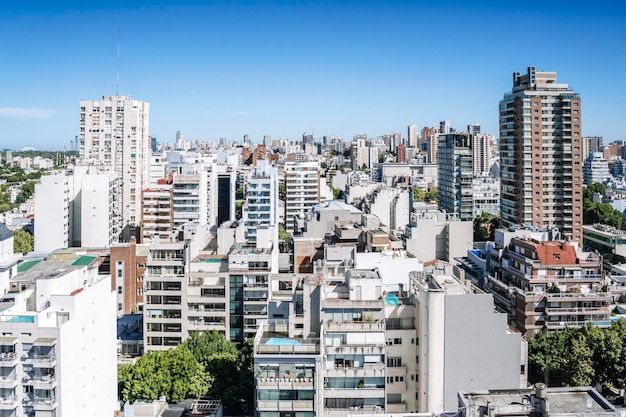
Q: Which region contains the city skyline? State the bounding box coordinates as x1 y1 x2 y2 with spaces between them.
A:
1 0 625 149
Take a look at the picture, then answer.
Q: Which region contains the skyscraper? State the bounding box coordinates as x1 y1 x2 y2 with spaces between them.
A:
499 67 583 242
79 96 150 239
438 133 474 221
407 124 418 148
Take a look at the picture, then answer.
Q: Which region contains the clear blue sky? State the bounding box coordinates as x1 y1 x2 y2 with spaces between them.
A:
1 0 625 150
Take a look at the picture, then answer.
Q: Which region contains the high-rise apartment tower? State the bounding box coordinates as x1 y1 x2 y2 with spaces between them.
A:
79 96 150 240
499 67 583 242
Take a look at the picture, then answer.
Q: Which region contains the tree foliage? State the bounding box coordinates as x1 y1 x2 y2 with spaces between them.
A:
118 345 211 403
13 229 34 255
473 212 500 242
583 183 626 229
278 225 292 252
183 331 254 414
528 320 626 388
412 188 438 203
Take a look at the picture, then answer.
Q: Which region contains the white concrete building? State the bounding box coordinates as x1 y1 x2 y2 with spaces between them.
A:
0 249 117 416
79 96 150 238
34 167 120 252
411 268 526 412
0 225 19 293
34 173 73 252
284 162 320 233
583 152 611 185
368 187 410 231
245 160 279 244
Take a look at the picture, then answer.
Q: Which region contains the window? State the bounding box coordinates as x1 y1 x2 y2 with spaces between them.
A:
117 286 123 294
387 357 402 367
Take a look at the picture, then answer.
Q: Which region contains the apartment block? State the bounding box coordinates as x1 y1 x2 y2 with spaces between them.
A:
79 96 150 238
34 167 120 252
500 67 583 242
438 133 474 221
245 160 279 244
141 181 174 243
1 249 117 416
284 162 320 233
486 233 607 337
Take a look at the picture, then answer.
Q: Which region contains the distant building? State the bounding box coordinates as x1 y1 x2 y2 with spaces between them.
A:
407 124 418 148
284 161 320 233
583 152 610 185
438 133 473 221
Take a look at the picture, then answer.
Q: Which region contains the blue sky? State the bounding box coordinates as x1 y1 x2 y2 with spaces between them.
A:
1 0 625 150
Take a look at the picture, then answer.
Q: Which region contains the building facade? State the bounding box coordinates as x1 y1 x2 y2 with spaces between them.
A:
79 96 150 239
499 67 583 242
438 133 474 221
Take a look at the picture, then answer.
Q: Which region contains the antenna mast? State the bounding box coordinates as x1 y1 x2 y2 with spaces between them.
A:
116 28 120 96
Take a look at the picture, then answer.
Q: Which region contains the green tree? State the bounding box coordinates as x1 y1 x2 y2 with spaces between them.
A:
583 182 606 200
320 162 328 169
118 345 211 403
278 182 285 202
235 187 245 200
15 181 35 205
183 331 252 414
473 212 500 242
278 225 292 252
412 188 426 202
13 229 34 255
424 188 438 203
330 186 344 200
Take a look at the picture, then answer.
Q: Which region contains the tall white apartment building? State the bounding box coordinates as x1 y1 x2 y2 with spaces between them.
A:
34 173 73 252
284 162 320 233
34 167 120 252
407 124 418 148
0 249 117 416
79 96 150 237
172 164 217 229
245 160 279 243
0 225 19 292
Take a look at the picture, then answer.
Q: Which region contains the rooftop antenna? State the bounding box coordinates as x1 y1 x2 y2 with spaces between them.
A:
116 28 120 96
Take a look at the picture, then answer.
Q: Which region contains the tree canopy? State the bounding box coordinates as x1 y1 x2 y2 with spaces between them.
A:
583 183 626 230
183 331 254 414
473 212 500 242
118 345 211 403
13 229 34 255
528 320 626 388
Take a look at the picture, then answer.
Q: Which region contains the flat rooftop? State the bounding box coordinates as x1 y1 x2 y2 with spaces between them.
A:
460 386 616 416
14 250 98 283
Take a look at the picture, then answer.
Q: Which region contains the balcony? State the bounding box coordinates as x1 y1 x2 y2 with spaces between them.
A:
324 406 384 417
325 345 385 356
325 321 385 332
0 376 17 389
256 377 314 390
33 397 57 411
256 400 314 412
0 352 17 367
32 354 56 367
0 396 17 410
324 363 385 378
323 386 385 398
